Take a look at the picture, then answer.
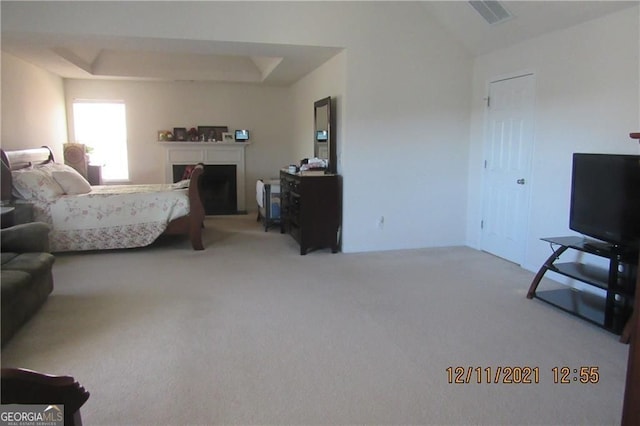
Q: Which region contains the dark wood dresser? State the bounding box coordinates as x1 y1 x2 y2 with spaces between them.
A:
280 170 340 255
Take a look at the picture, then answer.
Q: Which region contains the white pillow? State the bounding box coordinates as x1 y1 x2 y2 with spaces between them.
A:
11 167 65 201
51 169 92 195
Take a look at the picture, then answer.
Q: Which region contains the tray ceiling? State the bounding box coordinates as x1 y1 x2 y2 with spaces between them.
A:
1 32 343 85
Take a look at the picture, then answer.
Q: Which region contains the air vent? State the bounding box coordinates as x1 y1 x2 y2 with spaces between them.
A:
469 1 513 25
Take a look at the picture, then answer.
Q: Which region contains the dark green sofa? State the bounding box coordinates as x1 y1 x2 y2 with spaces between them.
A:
1 222 54 347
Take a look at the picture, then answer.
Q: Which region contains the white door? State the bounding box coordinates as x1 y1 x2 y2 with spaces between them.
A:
481 74 535 265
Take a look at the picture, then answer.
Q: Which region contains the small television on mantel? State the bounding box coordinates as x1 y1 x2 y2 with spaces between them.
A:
235 130 250 141
569 153 640 250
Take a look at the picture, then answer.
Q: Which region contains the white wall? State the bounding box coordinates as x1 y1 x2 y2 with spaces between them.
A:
337 4 472 252
64 79 292 208
290 50 346 171
466 7 640 274
1 53 67 160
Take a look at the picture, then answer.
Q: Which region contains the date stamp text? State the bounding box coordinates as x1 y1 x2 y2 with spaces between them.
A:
446 366 600 384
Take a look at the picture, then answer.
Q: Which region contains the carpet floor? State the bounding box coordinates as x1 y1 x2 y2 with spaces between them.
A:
1 215 629 425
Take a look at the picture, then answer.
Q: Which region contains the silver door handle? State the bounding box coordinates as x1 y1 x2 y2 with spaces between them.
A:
517 178 525 185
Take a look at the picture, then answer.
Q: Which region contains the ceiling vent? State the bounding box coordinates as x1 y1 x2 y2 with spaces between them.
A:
468 1 513 25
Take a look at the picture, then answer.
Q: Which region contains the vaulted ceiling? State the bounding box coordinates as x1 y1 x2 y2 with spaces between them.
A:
422 1 637 55
1 1 637 85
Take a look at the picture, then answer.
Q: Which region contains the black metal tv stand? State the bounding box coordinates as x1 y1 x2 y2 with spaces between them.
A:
527 236 638 339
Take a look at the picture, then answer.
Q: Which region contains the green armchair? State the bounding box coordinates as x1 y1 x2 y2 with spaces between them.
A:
1 222 55 346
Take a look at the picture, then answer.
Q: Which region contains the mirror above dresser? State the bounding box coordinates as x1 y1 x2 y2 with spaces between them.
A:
313 96 336 174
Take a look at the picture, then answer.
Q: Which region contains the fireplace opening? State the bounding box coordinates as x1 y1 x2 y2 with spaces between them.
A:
173 164 237 215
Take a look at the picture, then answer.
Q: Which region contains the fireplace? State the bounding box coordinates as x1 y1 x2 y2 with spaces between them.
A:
173 164 237 215
163 142 249 214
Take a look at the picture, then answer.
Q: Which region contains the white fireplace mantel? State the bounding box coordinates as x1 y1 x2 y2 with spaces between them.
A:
162 142 250 212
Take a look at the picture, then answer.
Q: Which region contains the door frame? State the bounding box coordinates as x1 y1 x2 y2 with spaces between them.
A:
479 70 537 265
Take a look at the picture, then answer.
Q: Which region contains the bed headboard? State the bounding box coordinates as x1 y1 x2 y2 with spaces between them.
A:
1 146 55 201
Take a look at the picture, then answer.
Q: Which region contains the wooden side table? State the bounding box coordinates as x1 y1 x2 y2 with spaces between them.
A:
87 165 102 185
1 206 15 229
0 203 34 228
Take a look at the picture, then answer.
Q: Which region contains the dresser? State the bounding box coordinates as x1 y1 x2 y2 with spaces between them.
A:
279 170 340 255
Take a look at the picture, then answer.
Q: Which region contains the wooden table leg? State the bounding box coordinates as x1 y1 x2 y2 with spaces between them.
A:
527 245 569 299
621 309 636 344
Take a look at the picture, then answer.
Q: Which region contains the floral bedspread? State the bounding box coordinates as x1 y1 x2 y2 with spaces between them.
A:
32 183 191 252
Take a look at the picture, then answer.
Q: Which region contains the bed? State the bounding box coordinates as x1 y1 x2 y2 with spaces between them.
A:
0 147 205 252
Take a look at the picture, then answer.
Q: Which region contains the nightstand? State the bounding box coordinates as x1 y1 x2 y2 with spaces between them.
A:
1 206 15 229
0 202 34 228
88 165 103 185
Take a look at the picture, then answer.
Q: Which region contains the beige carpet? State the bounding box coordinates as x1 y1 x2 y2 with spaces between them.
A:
1 215 629 425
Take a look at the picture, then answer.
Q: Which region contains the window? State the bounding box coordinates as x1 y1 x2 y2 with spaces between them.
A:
72 101 129 181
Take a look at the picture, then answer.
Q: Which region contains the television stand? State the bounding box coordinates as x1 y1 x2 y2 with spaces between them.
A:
583 241 616 252
527 236 638 341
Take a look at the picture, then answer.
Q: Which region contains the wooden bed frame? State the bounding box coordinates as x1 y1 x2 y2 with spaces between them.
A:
0 146 205 250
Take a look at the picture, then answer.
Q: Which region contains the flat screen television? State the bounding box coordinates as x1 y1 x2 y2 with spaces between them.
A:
570 153 640 249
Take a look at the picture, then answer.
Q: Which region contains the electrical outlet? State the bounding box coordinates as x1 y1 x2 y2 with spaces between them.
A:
377 216 385 229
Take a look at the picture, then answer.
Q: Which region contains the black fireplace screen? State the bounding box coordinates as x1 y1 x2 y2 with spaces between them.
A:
173 164 237 215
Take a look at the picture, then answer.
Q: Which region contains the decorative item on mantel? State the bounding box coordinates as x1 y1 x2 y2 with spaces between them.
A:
158 125 245 143
222 132 235 143
157 130 174 141
198 126 228 142
187 127 199 141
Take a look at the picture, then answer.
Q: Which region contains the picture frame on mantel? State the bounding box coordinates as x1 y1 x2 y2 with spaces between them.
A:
222 132 234 143
198 126 228 142
173 127 187 142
